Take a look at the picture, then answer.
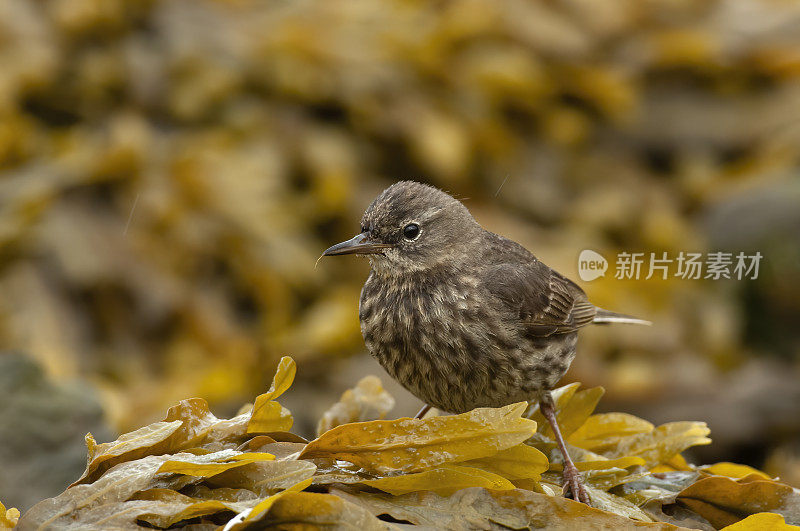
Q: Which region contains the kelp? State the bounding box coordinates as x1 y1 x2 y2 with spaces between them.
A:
14 357 798 530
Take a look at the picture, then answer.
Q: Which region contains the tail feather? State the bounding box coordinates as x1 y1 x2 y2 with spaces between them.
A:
593 308 652 326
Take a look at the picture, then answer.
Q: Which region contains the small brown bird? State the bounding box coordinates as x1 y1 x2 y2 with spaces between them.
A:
322 181 650 503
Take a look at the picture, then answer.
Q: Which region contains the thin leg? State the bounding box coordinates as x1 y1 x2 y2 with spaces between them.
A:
539 392 591 504
415 404 431 419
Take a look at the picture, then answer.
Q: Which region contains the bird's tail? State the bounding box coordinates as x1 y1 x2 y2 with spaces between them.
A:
593 308 652 326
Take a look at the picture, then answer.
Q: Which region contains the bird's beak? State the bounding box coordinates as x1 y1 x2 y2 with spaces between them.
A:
322 233 392 256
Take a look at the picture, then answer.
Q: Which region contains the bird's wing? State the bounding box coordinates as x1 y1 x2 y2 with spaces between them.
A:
484 261 596 336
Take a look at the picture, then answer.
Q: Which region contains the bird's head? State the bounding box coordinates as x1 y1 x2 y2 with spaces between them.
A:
322 181 481 273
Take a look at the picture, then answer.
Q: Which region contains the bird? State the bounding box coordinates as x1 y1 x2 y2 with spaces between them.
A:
321 181 650 504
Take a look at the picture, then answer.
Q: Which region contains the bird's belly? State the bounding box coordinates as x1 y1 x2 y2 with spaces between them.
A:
359 281 577 413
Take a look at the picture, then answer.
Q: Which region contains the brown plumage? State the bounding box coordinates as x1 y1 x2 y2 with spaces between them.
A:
322 181 650 504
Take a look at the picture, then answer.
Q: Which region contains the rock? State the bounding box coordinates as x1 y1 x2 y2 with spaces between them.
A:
0 353 113 511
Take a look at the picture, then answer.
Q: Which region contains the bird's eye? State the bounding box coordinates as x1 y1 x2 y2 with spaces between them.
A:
403 223 420 240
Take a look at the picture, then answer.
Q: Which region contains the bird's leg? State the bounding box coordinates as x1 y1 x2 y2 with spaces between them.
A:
539 392 591 504
414 404 431 419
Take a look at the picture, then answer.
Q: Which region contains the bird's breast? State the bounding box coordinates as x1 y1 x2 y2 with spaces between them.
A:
359 273 485 357
358 272 531 412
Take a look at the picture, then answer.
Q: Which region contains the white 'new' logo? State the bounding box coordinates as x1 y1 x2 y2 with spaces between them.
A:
578 250 608 281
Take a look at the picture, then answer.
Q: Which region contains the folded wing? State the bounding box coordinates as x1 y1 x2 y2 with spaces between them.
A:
484 260 597 337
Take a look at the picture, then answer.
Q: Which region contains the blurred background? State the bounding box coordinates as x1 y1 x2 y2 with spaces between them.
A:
1 0 800 511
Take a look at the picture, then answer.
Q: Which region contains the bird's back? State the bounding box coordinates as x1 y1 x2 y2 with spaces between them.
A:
477 231 597 336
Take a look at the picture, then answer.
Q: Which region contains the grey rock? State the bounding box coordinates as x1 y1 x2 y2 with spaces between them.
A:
0 352 113 511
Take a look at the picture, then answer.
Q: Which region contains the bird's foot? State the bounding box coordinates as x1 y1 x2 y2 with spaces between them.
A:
561 461 590 505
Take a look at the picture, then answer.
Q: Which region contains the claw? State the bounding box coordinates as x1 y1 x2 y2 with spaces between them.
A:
561 462 590 504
